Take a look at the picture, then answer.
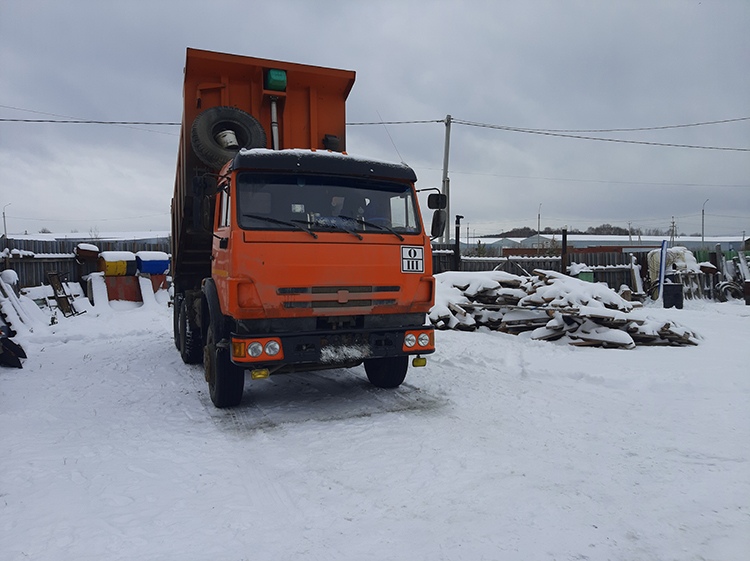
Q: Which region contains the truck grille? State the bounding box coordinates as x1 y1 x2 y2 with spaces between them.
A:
278 285 400 309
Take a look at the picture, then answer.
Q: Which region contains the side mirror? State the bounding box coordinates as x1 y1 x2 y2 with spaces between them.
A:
428 193 447 210
191 176 218 233
201 196 216 233
431 209 447 239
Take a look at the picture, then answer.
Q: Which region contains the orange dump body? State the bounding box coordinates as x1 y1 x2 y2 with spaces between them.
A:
182 48 354 152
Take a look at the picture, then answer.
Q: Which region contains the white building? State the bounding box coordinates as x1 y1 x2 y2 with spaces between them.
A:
472 234 747 253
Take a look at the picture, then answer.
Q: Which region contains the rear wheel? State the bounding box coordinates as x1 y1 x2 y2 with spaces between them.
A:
173 294 183 351
364 356 409 388
178 298 203 364
205 315 244 408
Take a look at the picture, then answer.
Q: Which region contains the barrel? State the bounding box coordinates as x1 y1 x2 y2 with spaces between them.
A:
662 283 684 309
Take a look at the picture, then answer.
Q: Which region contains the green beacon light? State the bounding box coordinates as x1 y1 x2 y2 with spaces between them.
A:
265 68 287 92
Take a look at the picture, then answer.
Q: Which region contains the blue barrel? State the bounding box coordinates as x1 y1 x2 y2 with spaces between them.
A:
135 252 170 275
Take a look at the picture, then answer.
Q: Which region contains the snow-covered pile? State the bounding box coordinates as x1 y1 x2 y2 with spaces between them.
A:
76 242 100 253
0 275 49 337
646 245 701 282
430 270 700 349
99 250 136 262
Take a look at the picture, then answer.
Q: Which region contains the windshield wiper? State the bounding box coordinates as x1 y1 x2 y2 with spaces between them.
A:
316 217 363 240
338 215 405 241
243 214 318 238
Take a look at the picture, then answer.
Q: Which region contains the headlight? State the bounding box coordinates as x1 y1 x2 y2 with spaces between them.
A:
404 333 416 347
418 333 431 347
248 342 263 357
264 340 280 356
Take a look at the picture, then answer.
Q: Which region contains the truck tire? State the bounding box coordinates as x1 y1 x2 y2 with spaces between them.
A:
179 298 203 364
191 106 267 169
173 293 183 351
716 281 742 302
204 315 244 408
364 356 409 388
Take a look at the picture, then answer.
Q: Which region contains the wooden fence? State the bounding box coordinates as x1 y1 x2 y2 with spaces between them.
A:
3 238 170 288
0 237 728 299
432 244 652 295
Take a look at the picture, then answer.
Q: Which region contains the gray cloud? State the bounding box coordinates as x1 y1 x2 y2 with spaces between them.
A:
1 0 748 237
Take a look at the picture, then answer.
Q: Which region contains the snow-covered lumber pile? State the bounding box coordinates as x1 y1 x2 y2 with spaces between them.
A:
0 272 38 367
429 270 700 349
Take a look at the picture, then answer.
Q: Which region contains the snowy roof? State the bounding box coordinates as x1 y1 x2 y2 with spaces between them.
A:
4 231 170 242
509 234 742 244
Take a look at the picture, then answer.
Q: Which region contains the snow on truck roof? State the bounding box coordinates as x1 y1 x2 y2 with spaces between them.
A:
234 148 418 182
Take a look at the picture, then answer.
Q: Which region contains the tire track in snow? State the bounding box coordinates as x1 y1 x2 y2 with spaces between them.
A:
181 358 445 523
188 365 447 433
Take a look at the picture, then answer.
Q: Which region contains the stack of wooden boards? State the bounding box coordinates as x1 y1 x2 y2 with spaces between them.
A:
429 270 700 349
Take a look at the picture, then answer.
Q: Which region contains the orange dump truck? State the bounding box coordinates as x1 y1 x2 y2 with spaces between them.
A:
172 48 446 407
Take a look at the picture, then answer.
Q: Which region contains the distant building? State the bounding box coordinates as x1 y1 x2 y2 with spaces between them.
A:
473 234 746 253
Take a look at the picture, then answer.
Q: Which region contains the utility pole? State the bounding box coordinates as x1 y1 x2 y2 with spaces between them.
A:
441 115 452 244
2 203 10 269
2 203 10 244
537 203 542 254
702 198 709 250
670 216 676 247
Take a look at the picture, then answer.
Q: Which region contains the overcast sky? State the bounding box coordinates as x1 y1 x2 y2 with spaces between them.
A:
1 0 748 238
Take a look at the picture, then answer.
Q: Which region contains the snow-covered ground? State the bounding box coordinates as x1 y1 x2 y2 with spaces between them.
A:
1 278 749 561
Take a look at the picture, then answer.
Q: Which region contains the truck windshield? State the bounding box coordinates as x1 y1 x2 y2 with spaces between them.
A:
236 173 421 236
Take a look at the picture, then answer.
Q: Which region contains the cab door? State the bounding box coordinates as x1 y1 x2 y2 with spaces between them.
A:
211 179 233 310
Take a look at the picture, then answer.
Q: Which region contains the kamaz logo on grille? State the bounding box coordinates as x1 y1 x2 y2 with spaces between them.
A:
401 246 424 273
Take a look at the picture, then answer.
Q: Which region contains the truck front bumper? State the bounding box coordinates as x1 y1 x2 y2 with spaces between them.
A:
229 325 434 370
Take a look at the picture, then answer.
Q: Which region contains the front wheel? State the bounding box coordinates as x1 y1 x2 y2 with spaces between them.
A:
364 356 409 388
204 322 245 408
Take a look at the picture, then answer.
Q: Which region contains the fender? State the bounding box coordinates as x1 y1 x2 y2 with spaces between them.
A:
201 278 229 343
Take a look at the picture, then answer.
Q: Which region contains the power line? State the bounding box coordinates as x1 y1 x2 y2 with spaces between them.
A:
3 104 748 150
452 119 750 152
7 213 169 222
496 116 750 134
346 116 750 131
0 118 180 125
414 166 750 188
347 119 443 126
0 105 179 134
348 115 750 151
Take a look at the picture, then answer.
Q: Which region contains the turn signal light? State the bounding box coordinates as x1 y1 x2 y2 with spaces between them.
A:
231 337 284 362
232 341 246 358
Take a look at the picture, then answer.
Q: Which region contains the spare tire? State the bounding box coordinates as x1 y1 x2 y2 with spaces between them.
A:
191 106 267 169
